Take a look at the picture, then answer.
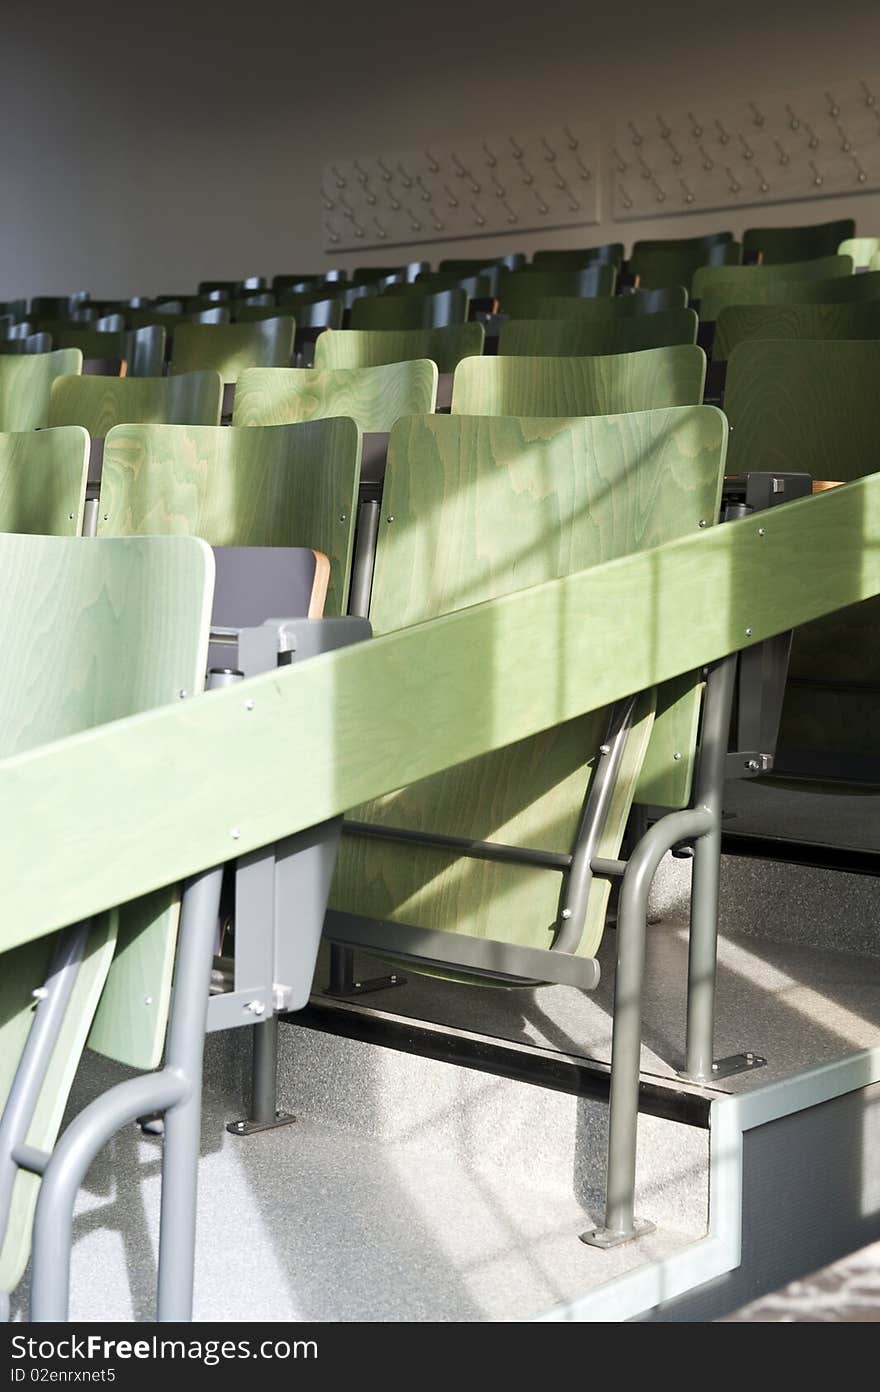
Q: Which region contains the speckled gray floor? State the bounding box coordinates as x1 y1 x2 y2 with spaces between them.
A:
312 852 880 1095
726 1240 880 1322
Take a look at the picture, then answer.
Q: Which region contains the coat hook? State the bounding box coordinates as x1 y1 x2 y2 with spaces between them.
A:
387 189 401 211
617 183 634 210
363 182 377 206
404 205 422 232
518 159 535 186
377 158 392 181
471 202 486 226
665 139 683 166
541 136 557 162
424 149 440 173
501 198 518 224
443 184 459 208
320 186 335 211
575 154 592 181
808 160 823 187
338 192 354 214
563 124 578 150
612 146 628 174
754 166 770 194
748 101 765 127
851 153 868 183
650 176 666 203
467 175 481 194
428 206 444 232
738 133 754 161
508 135 524 159
627 120 643 146
784 103 800 131
492 174 507 197
372 217 388 239
698 144 714 171
329 164 347 188
687 111 703 137
482 141 497 167
679 177 695 204
353 160 369 183
533 189 549 214
325 220 340 244
804 122 819 150
551 166 567 189
825 91 840 118
637 153 653 180
837 122 853 153
714 119 730 145
656 114 671 138
415 174 431 202
566 194 581 212
397 163 413 188
451 152 468 177
725 166 741 194
773 138 790 166
860 79 876 108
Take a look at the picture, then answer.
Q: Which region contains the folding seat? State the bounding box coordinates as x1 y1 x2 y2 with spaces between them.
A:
314 323 484 374
350 287 467 331
0 300 27 322
126 305 230 331
525 287 688 318
724 339 880 782
0 427 88 534
168 320 296 417
396 272 494 299
838 237 880 269
198 278 268 297
233 361 437 431
0 333 53 356
29 294 91 319
693 254 854 320
498 306 698 357
0 350 82 430
531 243 624 269
700 267 880 325
451 344 705 415
743 217 856 264
497 264 617 316
629 239 742 292
713 300 880 361
46 324 165 377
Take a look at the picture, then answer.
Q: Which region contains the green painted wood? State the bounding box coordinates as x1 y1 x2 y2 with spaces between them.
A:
725 338 880 763
98 418 361 617
350 289 467 331
497 265 617 317
498 308 698 357
700 268 880 323
743 217 855 264
48 371 223 437
630 242 742 292
839 237 880 268
232 361 437 432
331 408 726 962
524 288 689 318
694 255 854 319
48 325 165 376
0 532 213 1293
315 324 484 374
170 319 295 384
532 244 625 269
1 463 880 958
714 300 880 360
451 345 706 416
0 350 82 431
0 427 88 535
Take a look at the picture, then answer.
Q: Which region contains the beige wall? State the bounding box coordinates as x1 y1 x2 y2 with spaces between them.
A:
3 0 880 296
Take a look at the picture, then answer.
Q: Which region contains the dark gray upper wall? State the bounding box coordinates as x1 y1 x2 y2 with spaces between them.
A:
3 0 880 295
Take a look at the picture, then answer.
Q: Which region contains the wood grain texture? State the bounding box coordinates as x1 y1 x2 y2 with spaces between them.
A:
170 319 295 384
48 370 222 437
525 288 689 319
350 289 467 331
701 269 880 322
49 326 165 377
694 254 853 318
630 241 742 292
332 408 726 959
232 361 438 432
2 460 880 959
315 324 485 374
714 301 880 360
451 346 706 416
498 308 698 357
838 237 880 269
98 419 361 617
725 338 880 764
0 532 213 1293
497 265 618 317
0 427 88 535
742 218 855 264
0 350 82 431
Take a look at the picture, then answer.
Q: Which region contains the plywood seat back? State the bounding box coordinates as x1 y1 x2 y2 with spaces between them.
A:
169 318 295 384
694 255 854 318
0 532 213 1295
497 264 617 317
702 269 880 324
725 338 880 763
450 345 706 416
48 370 223 438
499 308 698 357
0 427 88 535
630 241 742 292
350 288 467 331
330 407 727 966
233 361 437 431
0 350 83 431
714 301 880 360
743 217 855 264
98 418 361 617
315 324 485 374
527 288 689 319
50 325 166 377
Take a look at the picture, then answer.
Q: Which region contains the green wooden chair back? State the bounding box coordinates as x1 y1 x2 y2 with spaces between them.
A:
714 300 880 360
519 287 688 320
48 371 223 437
630 241 742 292
233 361 438 432
0 532 213 1294
98 419 360 617
743 218 855 264
314 324 485 373
451 345 706 415
331 407 726 969
45 326 165 377
693 255 854 317
838 237 880 269
531 244 624 269
725 338 880 763
0 350 82 431
498 307 698 357
700 267 880 322
497 265 617 316
0 428 88 535
350 288 467 331
169 318 295 383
